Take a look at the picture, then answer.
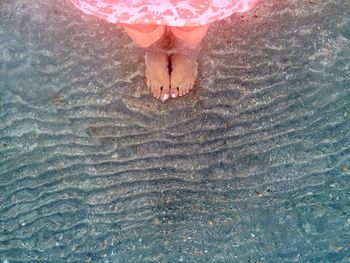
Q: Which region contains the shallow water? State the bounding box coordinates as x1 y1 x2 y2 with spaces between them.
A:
0 0 350 262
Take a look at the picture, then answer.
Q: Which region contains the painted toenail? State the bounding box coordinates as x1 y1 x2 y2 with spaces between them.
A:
171 93 177 98
162 94 169 101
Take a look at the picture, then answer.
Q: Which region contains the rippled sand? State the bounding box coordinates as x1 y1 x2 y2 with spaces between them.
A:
0 0 349 262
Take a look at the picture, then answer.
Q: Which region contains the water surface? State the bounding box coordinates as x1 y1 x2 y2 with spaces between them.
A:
0 0 350 262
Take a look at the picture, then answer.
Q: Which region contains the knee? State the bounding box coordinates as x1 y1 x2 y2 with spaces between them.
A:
123 24 166 48
171 25 206 32
170 25 210 48
121 23 159 33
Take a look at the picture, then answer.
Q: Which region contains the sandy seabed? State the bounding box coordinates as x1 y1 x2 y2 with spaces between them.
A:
0 0 349 262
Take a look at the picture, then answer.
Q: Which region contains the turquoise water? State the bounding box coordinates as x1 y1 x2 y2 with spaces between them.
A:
1 0 350 262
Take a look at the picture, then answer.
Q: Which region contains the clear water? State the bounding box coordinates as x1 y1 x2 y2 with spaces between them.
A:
1 0 350 262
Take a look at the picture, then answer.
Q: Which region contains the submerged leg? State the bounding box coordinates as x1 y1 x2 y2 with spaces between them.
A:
168 25 210 98
170 25 210 49
122 24 171 101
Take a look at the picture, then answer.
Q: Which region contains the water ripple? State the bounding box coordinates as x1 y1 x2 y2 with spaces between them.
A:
1 0 350 262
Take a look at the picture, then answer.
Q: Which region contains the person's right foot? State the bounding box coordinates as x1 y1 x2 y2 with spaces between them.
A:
145 51 171 102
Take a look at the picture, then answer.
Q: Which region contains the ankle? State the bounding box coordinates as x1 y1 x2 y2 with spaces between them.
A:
169 37 200 58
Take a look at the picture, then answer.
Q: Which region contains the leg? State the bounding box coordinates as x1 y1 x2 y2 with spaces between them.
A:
122 23 166 48
170 24 210 49
122 24 171 101
169 25 210 97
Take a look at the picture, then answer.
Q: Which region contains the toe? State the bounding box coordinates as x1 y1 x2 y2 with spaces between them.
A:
182 87 186 96
185 85 190 94
154 86 162 99
185 85 189 94
161 85 170 102
179 85 186 96
150 84 160 99
161 93 170 102
179 88 183 97
152 86 158 98
178 87 182 97
171 85 178 98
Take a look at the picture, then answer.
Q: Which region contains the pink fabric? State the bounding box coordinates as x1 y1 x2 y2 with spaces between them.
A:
70 0 260 27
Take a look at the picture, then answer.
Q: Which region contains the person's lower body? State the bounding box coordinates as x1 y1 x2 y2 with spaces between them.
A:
121 23 210 102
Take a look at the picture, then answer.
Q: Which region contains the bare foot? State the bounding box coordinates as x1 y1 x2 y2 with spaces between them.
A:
145 51 170 102
170 53 198 98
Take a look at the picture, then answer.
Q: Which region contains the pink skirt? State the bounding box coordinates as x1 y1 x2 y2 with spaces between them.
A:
70 0 260 27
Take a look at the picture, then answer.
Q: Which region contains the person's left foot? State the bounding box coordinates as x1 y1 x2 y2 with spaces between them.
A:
170 53 198 98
